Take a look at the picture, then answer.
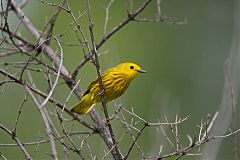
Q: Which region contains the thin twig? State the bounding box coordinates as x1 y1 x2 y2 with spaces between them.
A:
97 0 152 49
13 92 29 134
86 0 122 159
104 0 115 34
71 0 152 80
124 123 148 160
9 0 70 79
0 68 96 131
225 60 238 160
0 131 92 147
25 84 58 160
40 38 63 108
0 123 32 160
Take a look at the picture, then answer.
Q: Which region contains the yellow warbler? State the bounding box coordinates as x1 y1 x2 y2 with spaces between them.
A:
71 62 146 114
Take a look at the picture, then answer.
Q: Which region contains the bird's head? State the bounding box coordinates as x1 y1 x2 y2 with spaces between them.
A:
115 62 146 80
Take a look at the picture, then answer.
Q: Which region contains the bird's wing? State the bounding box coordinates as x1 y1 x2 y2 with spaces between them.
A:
83 72 108 96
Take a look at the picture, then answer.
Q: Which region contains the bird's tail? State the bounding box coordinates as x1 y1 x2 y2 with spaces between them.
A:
71 94 95 115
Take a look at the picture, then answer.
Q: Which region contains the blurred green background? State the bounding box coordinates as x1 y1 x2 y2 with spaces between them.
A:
0 0 238 159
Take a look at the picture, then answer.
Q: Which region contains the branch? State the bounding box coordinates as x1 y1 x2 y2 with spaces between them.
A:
0 123 32 160
104 0 115 34
71 0 153 79
0 131 93 147
25 86 58 160
0 68 96 131
124 123 148 160
86 0 122 159
96 0 152 49
9 0 70 80
40 38 62 108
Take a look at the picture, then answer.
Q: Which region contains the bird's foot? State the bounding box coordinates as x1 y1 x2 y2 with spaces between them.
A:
104 117 113 125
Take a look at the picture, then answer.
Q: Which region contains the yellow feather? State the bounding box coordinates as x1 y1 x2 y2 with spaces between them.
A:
71 62 146 115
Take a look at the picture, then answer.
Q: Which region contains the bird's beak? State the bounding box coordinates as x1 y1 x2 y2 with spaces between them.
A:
136 69 147 73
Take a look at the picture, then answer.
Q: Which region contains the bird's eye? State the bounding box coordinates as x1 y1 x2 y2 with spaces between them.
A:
130 66 134 69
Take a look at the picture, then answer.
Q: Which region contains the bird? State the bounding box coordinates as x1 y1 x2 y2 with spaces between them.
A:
70 62 146 115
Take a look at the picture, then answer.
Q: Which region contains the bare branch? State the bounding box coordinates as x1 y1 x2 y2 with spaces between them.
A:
25 85 58 160
1 1 238 159
86 0 122 159
104 0 115 34
39 38 62 108
9 0 70 79
0 131 92 147
0 68 96 131
97 0 152 49
0 123 32 160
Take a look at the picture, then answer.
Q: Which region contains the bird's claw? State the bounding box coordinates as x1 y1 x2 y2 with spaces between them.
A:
104 118 113 125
